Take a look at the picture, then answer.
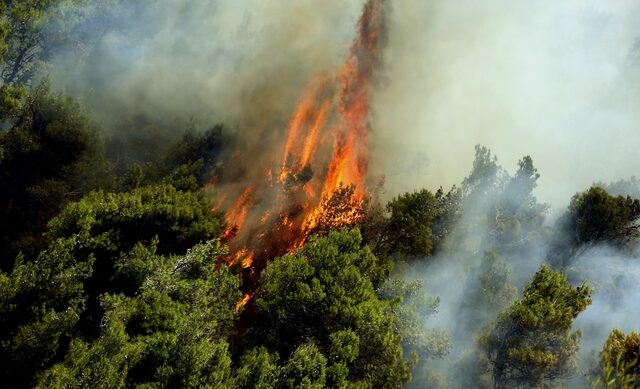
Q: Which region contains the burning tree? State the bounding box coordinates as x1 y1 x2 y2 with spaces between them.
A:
215 0 388 280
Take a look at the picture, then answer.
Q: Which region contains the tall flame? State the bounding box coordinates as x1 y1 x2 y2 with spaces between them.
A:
218 0 386 279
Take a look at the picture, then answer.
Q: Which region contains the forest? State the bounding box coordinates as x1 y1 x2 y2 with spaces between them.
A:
1 1 640 388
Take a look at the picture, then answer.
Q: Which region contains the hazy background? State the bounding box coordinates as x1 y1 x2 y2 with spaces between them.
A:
49 0 640 210
373 0 640 209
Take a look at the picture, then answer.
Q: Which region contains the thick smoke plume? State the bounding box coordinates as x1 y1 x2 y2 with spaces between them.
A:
50 0 364 163
51 1 640 207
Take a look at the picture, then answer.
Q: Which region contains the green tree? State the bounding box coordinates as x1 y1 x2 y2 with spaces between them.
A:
460 251 518 334
37 240 240 388
0 178 229 388
379 189 438 257
46 184 224 259
281 343 328 389
380 276 451 389
564 187 640 246
0 82 111 267
449 252 517 389
596 329 640 388
462 145 504 198
0 0 115 85
598 176 640 200
117 124 232 192
250 229 412 388
476 252 518 314
233 347 281 389
482 265 592 388
494 156 548 247
0 239 92 388
450 147 548 257
45 183 225 337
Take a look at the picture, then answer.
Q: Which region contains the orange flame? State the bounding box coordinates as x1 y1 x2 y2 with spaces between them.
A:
218 0 386 280
224 186 255 234
235 293 252 312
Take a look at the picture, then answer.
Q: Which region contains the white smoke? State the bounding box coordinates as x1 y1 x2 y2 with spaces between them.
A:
373 0 640 208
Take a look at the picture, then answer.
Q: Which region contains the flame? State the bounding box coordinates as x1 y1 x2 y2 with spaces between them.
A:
217 0 386 283
223 186 255 236
235 293 252 312
279 79 333 183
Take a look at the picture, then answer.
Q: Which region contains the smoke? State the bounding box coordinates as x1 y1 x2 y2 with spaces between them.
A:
569 245 640 384
372 0 640 208
48 0 365 162
399 152 640 387
45 0 640 207
398 151 550 387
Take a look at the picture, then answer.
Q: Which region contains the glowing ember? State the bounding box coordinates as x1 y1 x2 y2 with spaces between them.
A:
235 293 252 312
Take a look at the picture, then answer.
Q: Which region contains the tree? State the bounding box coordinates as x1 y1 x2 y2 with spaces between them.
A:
462 145 504 198
448 252 517 389
0 239 91 389
0 178 231 388
494 156 548 247
308 184 368 238
233 347 281 389
37 240 241 388
0 82 111 268
362 185 460 258
249 229 412 388
44 183 225 338
379 276 451 389
476 252 518 311
378 189 438 257
115 124 233 192
450 147 548 257
598 176 640 200
432 185 462 248
596 329 640 388
280 343 328 389
46 184 224 259
482 265 592 388
460 251 517 335
564 187 640 246
161 125 230 186
0 0 117 86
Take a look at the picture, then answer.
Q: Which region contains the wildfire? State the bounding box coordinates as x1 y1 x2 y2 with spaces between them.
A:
235 293 252 312
218 0 386 280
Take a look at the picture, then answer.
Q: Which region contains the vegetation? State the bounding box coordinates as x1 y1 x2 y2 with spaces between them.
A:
565 187 640 246
595 329 640 388
482 265 592 388
250 229 411 387
1 2 639 389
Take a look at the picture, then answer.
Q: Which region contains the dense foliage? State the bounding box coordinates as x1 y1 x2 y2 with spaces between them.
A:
1 2 639 389
597 329 640 388
250 229 409 387
482 265 592 388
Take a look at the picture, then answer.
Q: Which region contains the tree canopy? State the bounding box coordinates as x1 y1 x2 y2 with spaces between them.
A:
482 265 592 388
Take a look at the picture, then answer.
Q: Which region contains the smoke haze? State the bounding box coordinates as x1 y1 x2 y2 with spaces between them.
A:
373 0 640 208
47 0 640 209
50 0 364 162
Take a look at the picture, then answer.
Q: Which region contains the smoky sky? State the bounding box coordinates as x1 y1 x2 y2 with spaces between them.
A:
49 0 640 206
50 0 363 146
373 0 640 208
